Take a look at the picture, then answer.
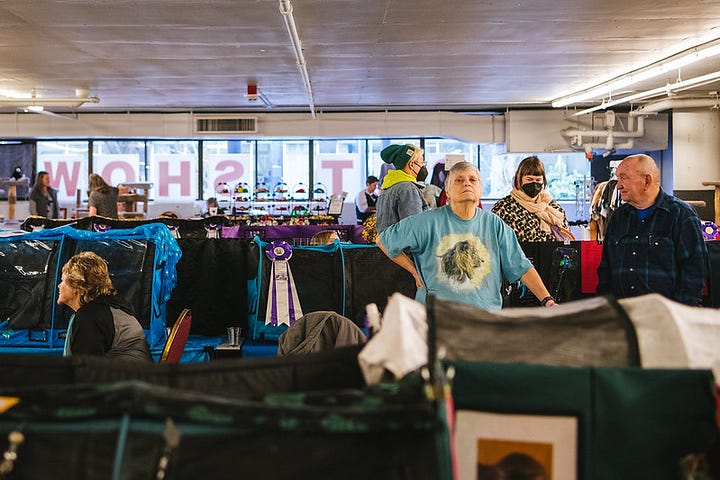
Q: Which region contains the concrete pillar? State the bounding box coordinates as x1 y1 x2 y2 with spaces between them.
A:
672 110 720 222
673 110 720 189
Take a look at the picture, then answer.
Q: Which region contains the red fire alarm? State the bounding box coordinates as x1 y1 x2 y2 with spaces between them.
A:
247 85 258 101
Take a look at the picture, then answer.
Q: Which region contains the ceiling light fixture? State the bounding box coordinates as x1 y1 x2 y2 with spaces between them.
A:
569 68 720 116
279 0 316 118
552 36 720 108
0 88 99 109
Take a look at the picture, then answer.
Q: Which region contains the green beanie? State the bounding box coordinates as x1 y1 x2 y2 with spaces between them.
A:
381 144 416 170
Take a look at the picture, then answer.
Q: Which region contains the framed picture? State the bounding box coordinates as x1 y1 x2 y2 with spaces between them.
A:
454 410 578 480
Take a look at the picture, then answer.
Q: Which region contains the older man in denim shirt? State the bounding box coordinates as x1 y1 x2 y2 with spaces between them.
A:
597 154 708 305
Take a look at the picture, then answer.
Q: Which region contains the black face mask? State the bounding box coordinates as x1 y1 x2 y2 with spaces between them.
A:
416 165 429 182
521 182 543 198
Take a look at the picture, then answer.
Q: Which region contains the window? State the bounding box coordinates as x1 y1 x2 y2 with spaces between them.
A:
93 140 147 188
202 140 255 200
313 140 366 196
31 137 591 215
479 146 589 201
256 140 310 197
147 141 199 203
37 141 89 204
424 138 477 187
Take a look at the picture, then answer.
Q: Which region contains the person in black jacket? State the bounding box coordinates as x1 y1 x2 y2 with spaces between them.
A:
58 251 152 361
29 171 59 219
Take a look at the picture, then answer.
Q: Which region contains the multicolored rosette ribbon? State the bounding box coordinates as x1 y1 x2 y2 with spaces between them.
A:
701 221 718 240
264 241 303 327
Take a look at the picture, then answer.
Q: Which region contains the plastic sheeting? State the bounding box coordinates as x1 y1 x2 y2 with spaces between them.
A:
0 223 181 350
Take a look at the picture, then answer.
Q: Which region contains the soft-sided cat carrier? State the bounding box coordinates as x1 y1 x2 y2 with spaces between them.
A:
0 223 181 352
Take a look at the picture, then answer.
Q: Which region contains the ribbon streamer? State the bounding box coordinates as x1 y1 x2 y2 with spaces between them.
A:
167 224 181 239
204 222 221 239
265 241 303 326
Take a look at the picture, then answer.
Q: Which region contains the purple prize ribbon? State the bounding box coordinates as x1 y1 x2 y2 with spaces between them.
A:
93 223 111 233
702 221 718 240
265 240 293 261
265 241 299 326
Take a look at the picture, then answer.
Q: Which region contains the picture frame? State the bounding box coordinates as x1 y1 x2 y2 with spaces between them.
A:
454 410 578 480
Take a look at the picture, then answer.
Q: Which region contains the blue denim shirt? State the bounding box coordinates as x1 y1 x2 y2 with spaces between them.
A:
375 174 428 233
597 189 708 305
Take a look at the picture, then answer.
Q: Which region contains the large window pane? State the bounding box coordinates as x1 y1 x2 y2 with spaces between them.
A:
313 140 366 196
423 139 477 187
93 140 146 190
147 141 198 203
481 148 590 201
36 141 89 204
202 140 255 200
256 140 310 197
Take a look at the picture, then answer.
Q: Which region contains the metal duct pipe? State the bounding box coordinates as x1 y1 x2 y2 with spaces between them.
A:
574 139 635 151
279 0 316 118
562 114 645 140
633 97 720 114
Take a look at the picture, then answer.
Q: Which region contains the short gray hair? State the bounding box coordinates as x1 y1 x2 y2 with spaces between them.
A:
445 162 481 187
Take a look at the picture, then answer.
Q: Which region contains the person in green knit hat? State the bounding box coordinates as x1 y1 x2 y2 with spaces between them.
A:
375 143 429 233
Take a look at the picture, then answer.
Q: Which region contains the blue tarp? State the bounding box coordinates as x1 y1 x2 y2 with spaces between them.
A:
0 223 181 351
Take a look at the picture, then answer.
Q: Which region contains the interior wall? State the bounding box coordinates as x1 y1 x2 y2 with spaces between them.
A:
0 109 677 225
672 110 720 190
506 110 669 153
0 111 505 144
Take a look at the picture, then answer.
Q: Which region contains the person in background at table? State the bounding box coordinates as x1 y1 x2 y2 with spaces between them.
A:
310 230 340 245
88 173 119 218
377 161 557 310
355 175 380 224
29 171 59 219
58 251 152 361
377 162 394 190
375 144 429 233
597 154 708 306
203 197 219 217
492 156 569 242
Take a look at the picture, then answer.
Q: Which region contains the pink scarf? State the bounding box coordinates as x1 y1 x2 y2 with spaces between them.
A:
510 188 565 234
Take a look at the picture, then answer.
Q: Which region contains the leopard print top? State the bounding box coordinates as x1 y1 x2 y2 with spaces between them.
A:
491 195 568 242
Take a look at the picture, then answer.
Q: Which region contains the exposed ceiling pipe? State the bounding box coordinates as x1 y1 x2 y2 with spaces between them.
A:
279 0 316 119
562 114 645 140
562 112 644 153
632 96 720 114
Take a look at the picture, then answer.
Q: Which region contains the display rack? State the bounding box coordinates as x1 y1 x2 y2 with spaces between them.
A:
231 180 329 217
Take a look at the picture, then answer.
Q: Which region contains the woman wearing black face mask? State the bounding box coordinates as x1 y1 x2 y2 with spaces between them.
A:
491 156 569 242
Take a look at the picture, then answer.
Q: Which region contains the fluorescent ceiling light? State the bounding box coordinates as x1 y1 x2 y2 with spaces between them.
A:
569 68 720 116
26 105 44 112
552 37 720 108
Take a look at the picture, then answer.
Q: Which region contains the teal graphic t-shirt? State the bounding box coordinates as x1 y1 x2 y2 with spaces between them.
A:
380 206 532 310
